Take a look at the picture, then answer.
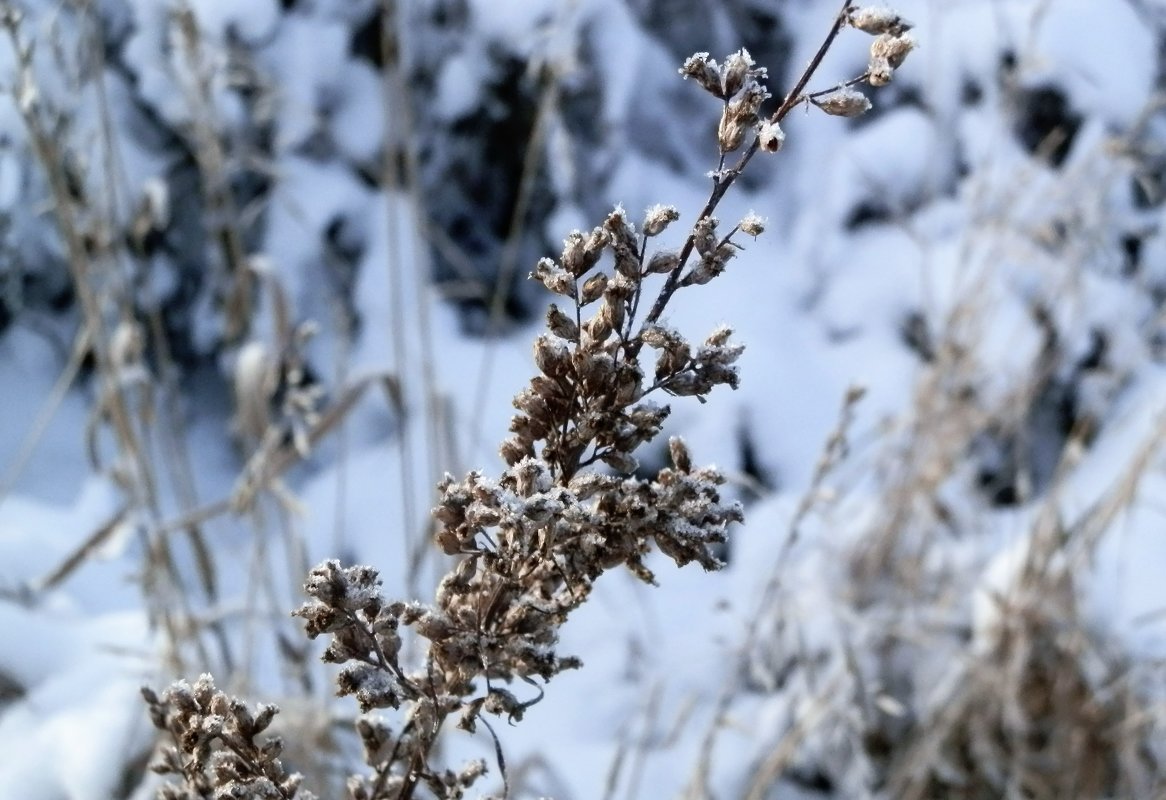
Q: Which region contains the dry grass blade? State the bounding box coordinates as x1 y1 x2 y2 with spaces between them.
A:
0 326 90 504
30 504 129 593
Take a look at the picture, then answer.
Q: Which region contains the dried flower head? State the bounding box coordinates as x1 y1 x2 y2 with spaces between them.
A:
679 51 723 97
848 6 912 36
142 676 312 800
719 109 750 154
739 212 766 238
814 86 873 117
868 58 895 87
721 48 760 97
758 120 786 153
719 81 771 153
871 32 916 69
643 204 680 237
646 249 681 274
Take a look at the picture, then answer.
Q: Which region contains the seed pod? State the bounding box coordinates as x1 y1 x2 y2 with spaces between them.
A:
738 213 766 238
531 257 576 297
510 412 550 442
681 254 725 287
613 363 643 405
692 216 718 257
584 226 607 262
613 242 641 279
655 340 691 380
512 388 546 417
849 7 911 36
719 110 748 153
603 209 639 271
715 241 739 262
679 52 723 97
533 334 572 378
546 303 579 342
580 272 608 305
641 324 684 351
627 402 670 435
569 472 619 499
577 350 615 390
585 309 613 343
758 120 785 153
531 375 569 405
414 611 454 641
727 82 768 123
607 273 637 301
814 87 872 118
511 457 552 495
560 230 590 276
643 204 680 237
434 523 465 555
871 33 915 68
868 57 894 87
601 293 626 333
522 495 560 524
645 249 681 275
563 229 604 276
720 48 755 97
574 410 602 439
467 500 502 527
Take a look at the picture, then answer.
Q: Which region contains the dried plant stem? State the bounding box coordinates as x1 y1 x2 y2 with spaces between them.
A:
145 4 918 797
0 324 90 503
173 5 254 342
641 0 854 332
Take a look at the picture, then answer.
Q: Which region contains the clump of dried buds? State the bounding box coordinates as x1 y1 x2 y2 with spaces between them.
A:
145 3 916 797
849 5 916 87
680 3 916 161
142 675 311 800
680 49 772 154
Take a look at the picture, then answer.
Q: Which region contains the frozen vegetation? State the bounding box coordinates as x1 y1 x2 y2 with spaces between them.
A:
1 0 1166 797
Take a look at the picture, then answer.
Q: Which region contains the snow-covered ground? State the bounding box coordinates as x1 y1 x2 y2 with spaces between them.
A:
2 0 1166 797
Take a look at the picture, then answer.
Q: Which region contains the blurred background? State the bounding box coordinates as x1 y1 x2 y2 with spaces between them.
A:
2 0 1166 797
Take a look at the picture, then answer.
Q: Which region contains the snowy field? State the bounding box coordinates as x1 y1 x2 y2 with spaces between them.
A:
2 0 1166 797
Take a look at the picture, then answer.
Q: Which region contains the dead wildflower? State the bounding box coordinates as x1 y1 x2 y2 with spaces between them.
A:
719 81 771 154
720 48 761 97
646 249 681 274
868 58 895 87
871 31 916 68
848 6 912 36
679 52 723 97
739 212 766 238
719 111 750 154
146 4 913 797
142 676 311 800
813 86 873 117
643 204 680 237
866 29 916 87
758 120 786 153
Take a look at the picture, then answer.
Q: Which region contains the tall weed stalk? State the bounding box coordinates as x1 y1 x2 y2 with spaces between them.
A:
142 4 915 797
